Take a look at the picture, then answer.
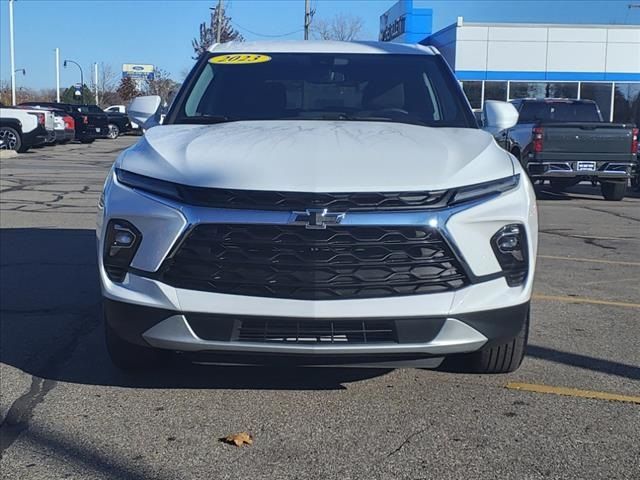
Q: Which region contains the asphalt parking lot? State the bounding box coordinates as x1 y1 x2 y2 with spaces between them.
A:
1 137 638 480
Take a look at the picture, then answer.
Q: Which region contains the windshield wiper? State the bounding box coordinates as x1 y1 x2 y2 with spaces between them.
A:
178 115 234 125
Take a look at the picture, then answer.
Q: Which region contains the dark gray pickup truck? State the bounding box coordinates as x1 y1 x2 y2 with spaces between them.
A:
496 98 638 201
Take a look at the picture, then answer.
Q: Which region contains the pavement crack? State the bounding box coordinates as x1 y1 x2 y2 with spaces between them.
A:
0 377 57 458
0 302 102 454
384 427 428 459
579 205 640 223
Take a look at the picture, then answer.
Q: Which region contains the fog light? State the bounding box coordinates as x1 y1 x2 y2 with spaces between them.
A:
103 220 142 282
491 224 528 287
114 229 135 248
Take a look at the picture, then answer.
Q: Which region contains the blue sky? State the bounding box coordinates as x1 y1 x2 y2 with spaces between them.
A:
1 0 638 90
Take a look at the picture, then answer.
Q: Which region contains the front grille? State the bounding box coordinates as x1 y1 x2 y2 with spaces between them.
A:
186 313 447 344
179 186 450 211
238 319 396 344
158 224 469 300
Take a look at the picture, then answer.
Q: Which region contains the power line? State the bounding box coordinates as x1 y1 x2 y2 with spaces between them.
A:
231 20 303 38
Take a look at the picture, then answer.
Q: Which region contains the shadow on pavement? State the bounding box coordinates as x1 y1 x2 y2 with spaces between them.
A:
0 228 388 390
526 345 640 381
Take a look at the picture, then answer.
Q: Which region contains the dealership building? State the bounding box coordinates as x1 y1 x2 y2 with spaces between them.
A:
379 0 640 125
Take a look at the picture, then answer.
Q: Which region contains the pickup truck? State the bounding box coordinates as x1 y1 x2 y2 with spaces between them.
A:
79 105 131 139
106 105 140 130
99 41 538 374
16 106 56 144
20 102 109 143
496 98 638 201
0 104 48 152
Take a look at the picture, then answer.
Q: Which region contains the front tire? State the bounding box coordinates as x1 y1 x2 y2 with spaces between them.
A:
0 126 24 152
447 307 530 374
105 320 167 371
601 181 626 201
107 124 120 139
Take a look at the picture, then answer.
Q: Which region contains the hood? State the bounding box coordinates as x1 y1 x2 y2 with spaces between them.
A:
119 121 513 192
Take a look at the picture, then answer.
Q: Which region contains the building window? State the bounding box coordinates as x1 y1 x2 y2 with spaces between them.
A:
509 82 578 100
484 81 508 102
580 83 613 122
461 81 482 109
613 83 640 126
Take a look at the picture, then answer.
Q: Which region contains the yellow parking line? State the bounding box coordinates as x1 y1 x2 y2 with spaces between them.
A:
506 382 640 405
533 294 640 309
538 255 640 267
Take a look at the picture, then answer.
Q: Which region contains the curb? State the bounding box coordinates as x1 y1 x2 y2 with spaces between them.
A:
0 150 18 159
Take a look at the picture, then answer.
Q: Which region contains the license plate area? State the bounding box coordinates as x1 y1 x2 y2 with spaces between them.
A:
577 161 596 171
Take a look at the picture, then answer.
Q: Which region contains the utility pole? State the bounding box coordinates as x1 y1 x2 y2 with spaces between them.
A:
216 0 223 43
9 0 16 105
304 0 311 40
94 63 99 105
55 48 60 103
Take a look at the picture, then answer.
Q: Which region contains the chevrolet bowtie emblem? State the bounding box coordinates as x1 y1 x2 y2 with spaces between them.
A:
290 209 346 230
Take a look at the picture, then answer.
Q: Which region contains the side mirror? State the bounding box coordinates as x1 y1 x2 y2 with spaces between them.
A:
128 95 161 129
482 100 519 136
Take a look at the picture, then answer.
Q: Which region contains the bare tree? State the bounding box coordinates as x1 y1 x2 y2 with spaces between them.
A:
312 14 364 41
192 5 244 59
144 68 180 105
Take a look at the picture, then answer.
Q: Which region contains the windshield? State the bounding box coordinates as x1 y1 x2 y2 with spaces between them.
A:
77 105 103 114
518 102 602 123
169 53 476 128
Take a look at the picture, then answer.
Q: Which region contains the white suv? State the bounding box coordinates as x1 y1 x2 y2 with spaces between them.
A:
98 41 537 373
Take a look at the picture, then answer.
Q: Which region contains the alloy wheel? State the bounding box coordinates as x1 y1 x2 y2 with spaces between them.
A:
0 128 18 150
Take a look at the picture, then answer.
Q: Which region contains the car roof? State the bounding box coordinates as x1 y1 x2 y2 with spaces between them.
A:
208 40 437 56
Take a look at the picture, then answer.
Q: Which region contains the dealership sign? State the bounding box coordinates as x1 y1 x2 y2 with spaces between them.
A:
122 64 155 81
379 14 407 42
378 0 433 44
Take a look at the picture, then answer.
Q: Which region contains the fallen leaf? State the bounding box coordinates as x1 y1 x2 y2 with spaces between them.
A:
220 432 253 447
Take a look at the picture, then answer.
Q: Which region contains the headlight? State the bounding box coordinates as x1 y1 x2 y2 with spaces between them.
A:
450 175 520 206
116 168 182 201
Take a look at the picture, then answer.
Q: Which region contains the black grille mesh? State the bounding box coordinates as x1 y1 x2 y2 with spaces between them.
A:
237 319 396 344
180 188 450 211
158 224 469 300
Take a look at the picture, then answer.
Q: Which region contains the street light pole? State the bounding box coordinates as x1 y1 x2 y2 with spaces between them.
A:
64 59 84 104
9 0 16 105
55 48 61 103
94 63 99 105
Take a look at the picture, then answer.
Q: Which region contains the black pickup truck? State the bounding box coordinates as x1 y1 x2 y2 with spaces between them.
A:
20 102 109 143
78 105 131 139
496 99 638 201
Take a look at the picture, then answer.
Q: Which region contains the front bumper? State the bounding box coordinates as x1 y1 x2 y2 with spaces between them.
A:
98 166 538 361
104 298 530 365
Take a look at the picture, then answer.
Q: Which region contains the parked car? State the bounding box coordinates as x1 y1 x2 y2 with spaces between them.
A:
52 110 75 144
20 102 108 143
106 104 140 130
0 103 48 152
99 41 538 373
79 105 131 139
494 98 638 201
